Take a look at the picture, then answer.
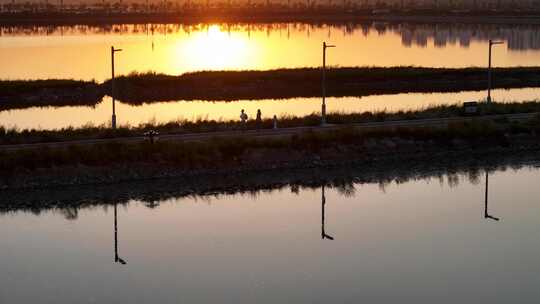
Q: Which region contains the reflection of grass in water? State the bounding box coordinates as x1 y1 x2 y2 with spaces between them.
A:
3 146 534 217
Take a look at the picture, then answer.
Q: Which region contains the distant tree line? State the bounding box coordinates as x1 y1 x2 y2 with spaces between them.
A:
1 0 539 13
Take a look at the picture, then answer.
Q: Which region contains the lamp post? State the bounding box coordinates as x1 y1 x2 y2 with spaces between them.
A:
111 46 122 129
487 39 503 103
322 41 335 125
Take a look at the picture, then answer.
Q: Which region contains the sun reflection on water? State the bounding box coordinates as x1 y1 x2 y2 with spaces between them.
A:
174 24 256 71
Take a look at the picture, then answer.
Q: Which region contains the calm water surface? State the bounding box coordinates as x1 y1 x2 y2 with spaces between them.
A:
1 166 540 303
1 88 539 129
2 22 540 80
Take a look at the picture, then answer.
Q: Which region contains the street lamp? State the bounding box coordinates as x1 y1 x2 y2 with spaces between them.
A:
487 39 504 103
111 46 123 129
322 41 335 125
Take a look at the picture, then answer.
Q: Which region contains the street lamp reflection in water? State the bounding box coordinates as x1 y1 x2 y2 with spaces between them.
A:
321 185 335 240
114 203 128 265
484 170 500 221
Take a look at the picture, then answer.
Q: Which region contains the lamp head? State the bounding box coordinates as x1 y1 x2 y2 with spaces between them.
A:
323 42 336 48
115 257 127 265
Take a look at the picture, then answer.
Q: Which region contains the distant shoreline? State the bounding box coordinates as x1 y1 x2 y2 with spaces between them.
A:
2 12 540 26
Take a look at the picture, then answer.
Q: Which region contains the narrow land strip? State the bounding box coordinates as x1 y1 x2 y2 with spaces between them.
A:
1 112 536 151
3 67 540 110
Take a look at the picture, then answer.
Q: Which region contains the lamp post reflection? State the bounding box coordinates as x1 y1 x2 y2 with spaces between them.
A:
484 171 500 221
114 203 128 265
321 185 335 240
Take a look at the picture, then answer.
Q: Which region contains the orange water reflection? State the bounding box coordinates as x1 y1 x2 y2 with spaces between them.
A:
175 25 258 71
2 23 540 81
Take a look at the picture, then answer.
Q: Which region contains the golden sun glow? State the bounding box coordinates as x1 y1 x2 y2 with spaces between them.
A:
173 24 256 71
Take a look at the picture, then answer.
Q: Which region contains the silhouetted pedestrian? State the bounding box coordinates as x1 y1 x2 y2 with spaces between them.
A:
255 109 262 130
240 109 248 131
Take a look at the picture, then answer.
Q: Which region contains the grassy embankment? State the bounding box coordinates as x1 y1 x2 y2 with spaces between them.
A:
1 107 540 176
0 79 102 110
1 101 540 145
2 66 540 110
108 67 540 103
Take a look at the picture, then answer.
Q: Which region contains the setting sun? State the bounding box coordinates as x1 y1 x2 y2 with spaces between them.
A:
174 24 256 71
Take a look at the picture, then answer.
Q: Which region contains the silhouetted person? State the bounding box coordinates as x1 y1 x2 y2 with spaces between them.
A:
240 109 248 131
256 109 262 130
240 109 248 125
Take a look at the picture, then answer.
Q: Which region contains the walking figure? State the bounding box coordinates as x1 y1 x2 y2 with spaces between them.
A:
273 115 278 130
256 109 262 130
240 109 248 130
